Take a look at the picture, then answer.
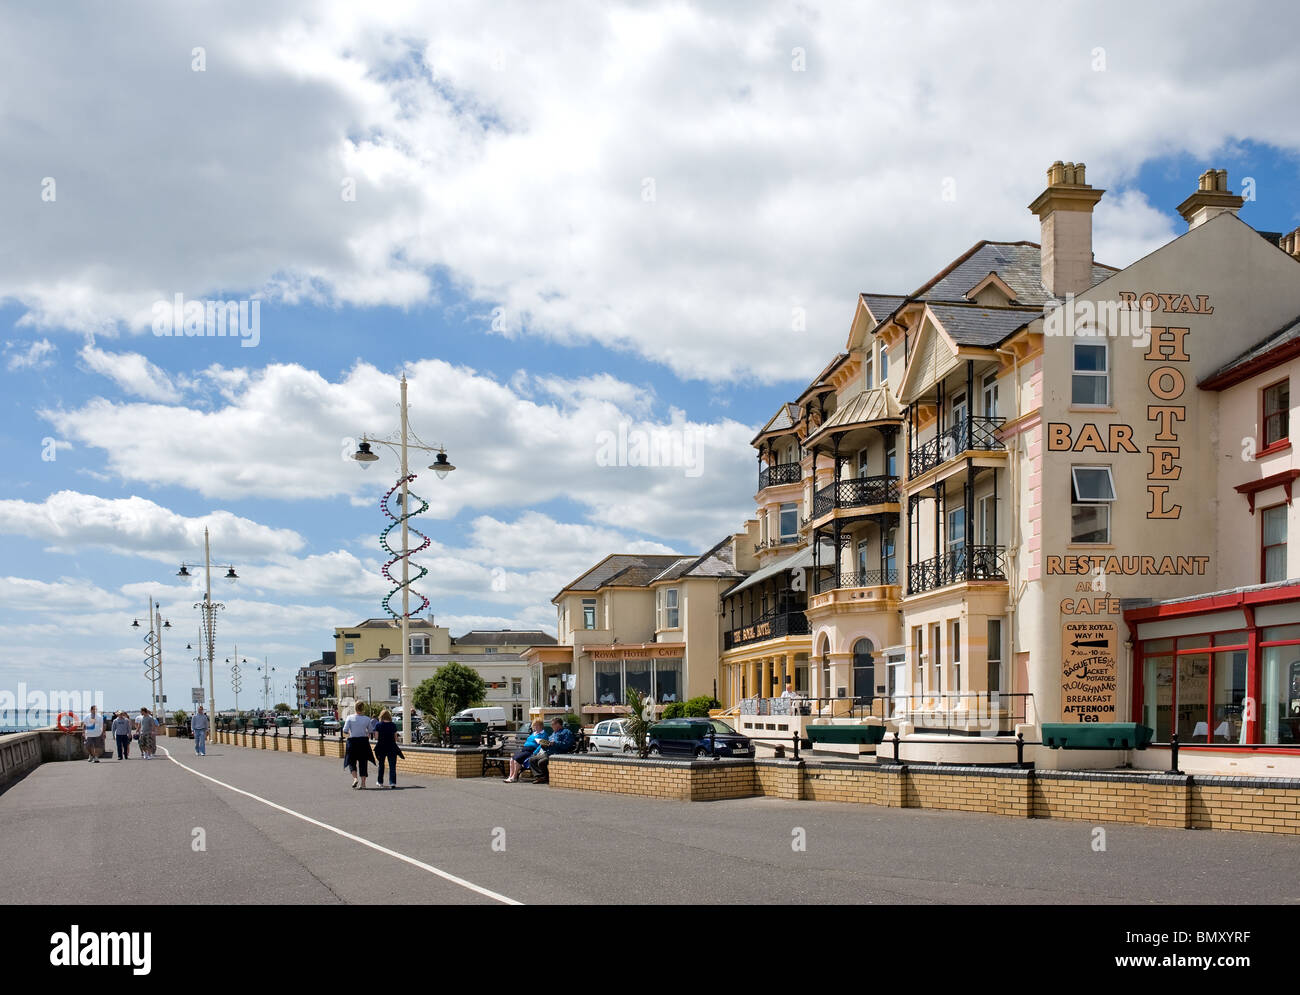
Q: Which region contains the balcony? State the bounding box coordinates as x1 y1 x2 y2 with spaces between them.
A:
754 535 802 554
909 416 1005 480
810 475 900 521
724 609 810 650
814 567 900 594
758 462 802 490
908 545 1007 594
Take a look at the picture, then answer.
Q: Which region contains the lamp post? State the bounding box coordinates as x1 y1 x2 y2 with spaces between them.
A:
132 599 171 715
226 651 246 714
179 527 238 720
257 660 276 711
351 373 456 745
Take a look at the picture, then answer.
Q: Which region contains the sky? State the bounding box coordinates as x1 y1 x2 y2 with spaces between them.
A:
2 0 1299 715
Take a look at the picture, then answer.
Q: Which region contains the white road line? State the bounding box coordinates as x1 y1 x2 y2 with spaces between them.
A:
160 746 522 905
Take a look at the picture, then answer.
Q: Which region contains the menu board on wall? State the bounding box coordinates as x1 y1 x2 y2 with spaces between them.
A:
1061 620 1118 722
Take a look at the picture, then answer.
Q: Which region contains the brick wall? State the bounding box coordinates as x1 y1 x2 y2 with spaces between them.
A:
1191 777 1300 835
208 730 487 777
1032 771 1152 824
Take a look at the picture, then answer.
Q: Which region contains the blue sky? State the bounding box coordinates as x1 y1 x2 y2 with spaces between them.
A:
2 1 1299 715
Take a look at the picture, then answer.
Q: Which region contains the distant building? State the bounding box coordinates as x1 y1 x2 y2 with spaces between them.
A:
295 653 335 711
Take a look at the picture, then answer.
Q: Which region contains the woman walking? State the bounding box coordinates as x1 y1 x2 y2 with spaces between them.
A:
372 709 404 788
111 711 132 760
343 702 377 789
137 707 160 760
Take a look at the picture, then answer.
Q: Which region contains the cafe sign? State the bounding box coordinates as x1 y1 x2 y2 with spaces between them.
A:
1061 620 1118 723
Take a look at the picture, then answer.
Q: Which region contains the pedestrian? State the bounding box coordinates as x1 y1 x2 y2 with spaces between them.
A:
372 708 403 789
343 702 377 789
191 705 210 757
137 707 160 760
111 711 132 760
82 705 103 763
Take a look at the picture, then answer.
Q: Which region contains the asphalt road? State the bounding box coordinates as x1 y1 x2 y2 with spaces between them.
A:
2 745 1297 905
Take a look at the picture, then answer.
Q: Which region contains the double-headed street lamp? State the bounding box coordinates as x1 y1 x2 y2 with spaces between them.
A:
226 649 247 713
178 527 238 719
351 373 456 745
132 599 171 715
257 661 276 711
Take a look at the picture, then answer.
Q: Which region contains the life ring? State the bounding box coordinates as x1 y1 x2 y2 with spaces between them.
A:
56 711 78 733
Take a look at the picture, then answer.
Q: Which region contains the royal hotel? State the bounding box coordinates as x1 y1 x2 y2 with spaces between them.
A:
541 162 1300 776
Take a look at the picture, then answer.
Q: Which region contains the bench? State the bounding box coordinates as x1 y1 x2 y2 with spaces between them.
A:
483 732 528 778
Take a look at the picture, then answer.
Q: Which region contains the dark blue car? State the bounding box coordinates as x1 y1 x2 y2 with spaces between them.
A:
648 718 753 758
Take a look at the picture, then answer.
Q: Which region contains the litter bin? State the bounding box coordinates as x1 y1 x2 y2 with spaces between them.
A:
446 720 488 746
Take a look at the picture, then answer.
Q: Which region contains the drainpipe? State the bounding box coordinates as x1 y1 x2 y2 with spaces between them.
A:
995 346 1023 714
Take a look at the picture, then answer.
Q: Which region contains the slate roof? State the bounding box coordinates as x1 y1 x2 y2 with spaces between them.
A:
912 240 1116 308
561 554 684 594
722 545 814 598
860 293 908 324
1200 312 1300 389
924 302 1039 348
750 402 803 445
453 630 557 646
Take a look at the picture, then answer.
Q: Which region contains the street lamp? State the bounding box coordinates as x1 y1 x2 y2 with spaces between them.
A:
179 527 238 720
351 372 457 745
132 599 171 716
257 661 276 711
226 650 247 713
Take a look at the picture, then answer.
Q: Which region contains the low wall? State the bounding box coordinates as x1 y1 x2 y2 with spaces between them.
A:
1 730 86 794
209 729 489 778
544 753 1300 835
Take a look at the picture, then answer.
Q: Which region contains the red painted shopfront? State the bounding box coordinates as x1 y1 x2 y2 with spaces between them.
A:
1126 582 1300 751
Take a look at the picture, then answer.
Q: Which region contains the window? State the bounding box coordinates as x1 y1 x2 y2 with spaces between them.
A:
856 540 869 580
1072 341 1108 405
883 528 897 580
950 391 968 429
878 343 888 384
952 621 961 693
1263 380 1289 448
856 448 870 478
582 598 597 629
388 679 399 698
947 506 966 552
779 503 798 541
654 658 682 702
852 639 875 703
987 619 1003 693
511 678 521 696
931 624 942 693
1262 505 1288 583
977 494 996 546
511 703 524 724
344 642 354 656
982 371 999 419
1071 465 1115 543
409 635 429 654
913 627 923 682
885 438 897 478
665 588 680 628
484 647 497 654
864 351 874 389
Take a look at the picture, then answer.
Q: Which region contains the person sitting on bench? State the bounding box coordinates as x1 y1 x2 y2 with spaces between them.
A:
505 719 547 783
529 717 575 783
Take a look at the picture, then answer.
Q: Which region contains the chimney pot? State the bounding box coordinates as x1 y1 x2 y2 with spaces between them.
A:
1028 159 1105 298
1177 168 1244 229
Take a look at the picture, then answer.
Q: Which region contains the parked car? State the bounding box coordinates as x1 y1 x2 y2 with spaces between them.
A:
321 717 342 733
648 718 753 758
588 718 635 754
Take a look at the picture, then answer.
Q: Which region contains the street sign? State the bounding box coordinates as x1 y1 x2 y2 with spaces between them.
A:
192 687 204 703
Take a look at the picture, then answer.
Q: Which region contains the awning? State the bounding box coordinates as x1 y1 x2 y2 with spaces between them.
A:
723 545 814 598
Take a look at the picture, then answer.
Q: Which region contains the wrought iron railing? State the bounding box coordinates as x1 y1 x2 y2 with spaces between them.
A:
758 462 802 490
811 474 900 519
909 415 1005 479
907 545 1006 593
754 535 802 553
724 609 810 650
737 692 1034 736
814 567 900 594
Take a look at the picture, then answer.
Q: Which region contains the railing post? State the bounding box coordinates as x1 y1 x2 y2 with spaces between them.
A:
891 730 902 764
791 730 800 761
1015 731 1025 768
1167 733 1181 775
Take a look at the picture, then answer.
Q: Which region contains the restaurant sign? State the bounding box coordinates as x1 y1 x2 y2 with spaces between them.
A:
1061 620 1118 723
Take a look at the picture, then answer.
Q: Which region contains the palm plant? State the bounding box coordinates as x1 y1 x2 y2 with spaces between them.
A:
624 688 655 757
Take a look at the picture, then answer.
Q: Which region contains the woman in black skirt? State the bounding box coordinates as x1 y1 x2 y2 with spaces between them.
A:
342 702 377 789
372 708 404 789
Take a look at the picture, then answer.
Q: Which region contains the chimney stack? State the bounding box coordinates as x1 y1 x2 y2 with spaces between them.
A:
1176 169 1244 230
1028 161 1105 299
1281 227 1300 261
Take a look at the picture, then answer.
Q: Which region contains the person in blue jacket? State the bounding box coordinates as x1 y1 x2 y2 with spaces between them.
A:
505 719 546 782
529 717 575 783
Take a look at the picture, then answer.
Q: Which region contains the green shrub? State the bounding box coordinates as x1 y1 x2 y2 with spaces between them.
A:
682 695 720 717
661 702 686 719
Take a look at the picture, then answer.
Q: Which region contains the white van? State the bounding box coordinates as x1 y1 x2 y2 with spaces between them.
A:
452 706 508 731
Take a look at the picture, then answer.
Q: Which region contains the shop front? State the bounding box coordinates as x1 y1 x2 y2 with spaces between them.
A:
1126 581 1300 771
586 643 686 719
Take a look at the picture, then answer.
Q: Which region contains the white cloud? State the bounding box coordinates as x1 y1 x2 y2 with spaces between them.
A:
0 576 129 613
5 339 56 371
40 360 756 548
4 3 1298 381
0 491 306 560
78 345 185 402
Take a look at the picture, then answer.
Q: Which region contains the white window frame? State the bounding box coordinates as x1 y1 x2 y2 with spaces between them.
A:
779 502 798 540
952 620 961 693
1071 464 1115 544
582 598 597 630
864 351 874 389
665 588 680 629
947 505 966 552
977 494 996 546
987 618 1003 694
1072 339 1109 406
409 635 429 655
982 371 999 419
344 642 355 656
878 342 888 384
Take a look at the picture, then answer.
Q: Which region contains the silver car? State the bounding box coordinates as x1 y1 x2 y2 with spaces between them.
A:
588 718 635 754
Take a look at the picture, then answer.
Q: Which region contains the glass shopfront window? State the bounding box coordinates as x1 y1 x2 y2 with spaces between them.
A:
1143 641 1173 742
654 658 682 703
1176 653 1209 743
1262 625 1300 746
1212 649 1248 744
625 659 652 700
595 661 621 705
